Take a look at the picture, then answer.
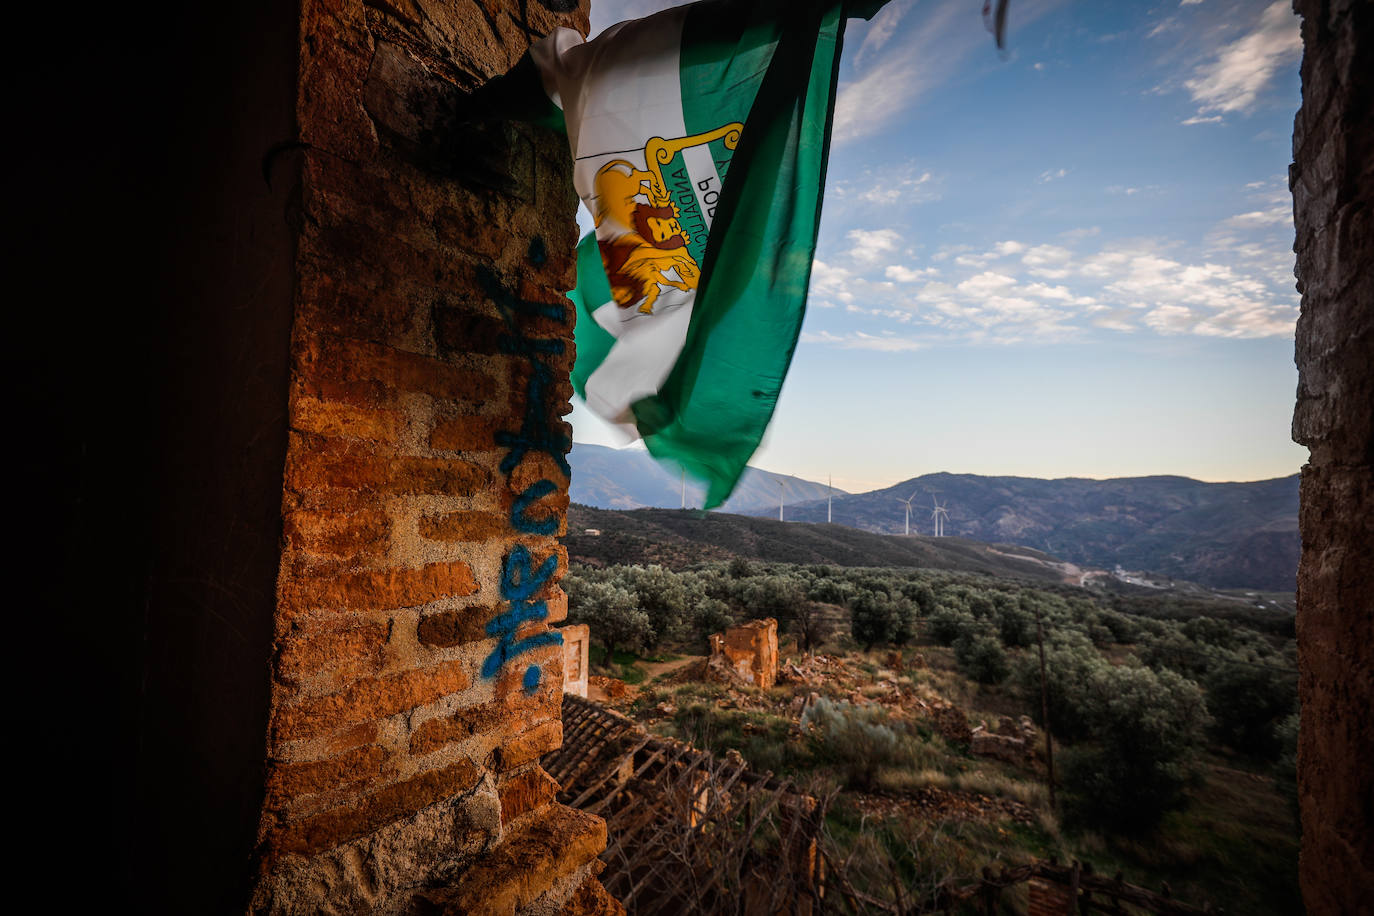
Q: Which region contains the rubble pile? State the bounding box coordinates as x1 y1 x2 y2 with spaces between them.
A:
849 788 1036 826
589 675 629 700
970 716 1037 764
706 618 779 689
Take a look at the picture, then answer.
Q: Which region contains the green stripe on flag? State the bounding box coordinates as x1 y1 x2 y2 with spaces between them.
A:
569 232 615 403
632 0 848 509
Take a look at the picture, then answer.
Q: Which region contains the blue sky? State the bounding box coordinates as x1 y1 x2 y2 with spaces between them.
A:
569 0 1307 493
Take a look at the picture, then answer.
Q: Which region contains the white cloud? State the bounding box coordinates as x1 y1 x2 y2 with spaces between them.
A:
1038 168 1069 183
1147 18 1179 39
808 217 1296 345
956 271 1018 296
1183 1 1301 116
1180 0 1204 6
832 0 1058 143
1021 244 1073 267
1143 304 1197 334
846 229 902 264
833 0 965 143
1019 282 1077 302
831 160 940 209
854 0 916 66
809 259 855 304
1181 115 1224 125
885 264 937 282
801 330 925 352
1223 206 1291 229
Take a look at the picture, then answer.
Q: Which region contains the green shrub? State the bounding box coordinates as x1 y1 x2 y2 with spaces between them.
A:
802 697 901 790
927 606 976 646
570 581 653 664
848 589 916 650
1204 661 1297 759
1060 665 1209 829
954 630 1009 684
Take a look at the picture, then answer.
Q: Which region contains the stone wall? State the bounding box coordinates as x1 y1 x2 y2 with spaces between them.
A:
708 618 780 690
239 0 615 911
562 624 591 698
1290 2 1374 913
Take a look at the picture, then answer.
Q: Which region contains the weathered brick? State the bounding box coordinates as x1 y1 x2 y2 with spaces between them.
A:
285 437 490 497
509 359 575 413
411 705 497 757
285 508 391 560
284 560 478 613
498 766 560 825
429 414 506 452
266 744 388 805
419 510 508 542
434 199 517 259
493 720 562 772
434 804 607 915
493 647 564 706
501 485 569 537
277 619 389 683
296 269 415 348
269 759 481 860
291 395 404 443
299 334 501 406
325 722 380 756
410 689 557 757
433 297 572 358
274 660 471 741
417 605 494 649
434 309 508 358
507 451 570 491
545 589 568 624
386 455 490 497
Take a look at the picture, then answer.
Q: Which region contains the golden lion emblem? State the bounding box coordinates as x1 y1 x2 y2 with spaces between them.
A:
590 124 742 315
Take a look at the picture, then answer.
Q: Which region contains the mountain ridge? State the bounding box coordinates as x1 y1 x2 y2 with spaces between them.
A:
766 471 1299 591
569 442 843 512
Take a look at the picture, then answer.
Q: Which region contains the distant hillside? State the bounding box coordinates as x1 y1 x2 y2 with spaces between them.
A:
750 473 1299 592
566 504 1073 583
569 442 843 513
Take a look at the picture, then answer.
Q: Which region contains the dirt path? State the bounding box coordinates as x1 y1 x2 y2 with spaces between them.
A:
640 654 704 682
986 547 1089 586
587 654 705 703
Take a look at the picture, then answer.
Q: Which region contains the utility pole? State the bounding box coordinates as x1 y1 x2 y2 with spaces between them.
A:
680 468 685 509
1035 607 1056 811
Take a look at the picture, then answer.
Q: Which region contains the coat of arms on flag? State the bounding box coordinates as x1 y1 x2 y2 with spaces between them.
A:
590 124 741 316
479 0 889 507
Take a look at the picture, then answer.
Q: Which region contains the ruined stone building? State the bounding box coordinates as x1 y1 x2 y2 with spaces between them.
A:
13 0 1370 913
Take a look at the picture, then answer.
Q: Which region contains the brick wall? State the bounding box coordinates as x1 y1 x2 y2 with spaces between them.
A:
1290 2 1374 914
248 0 617 911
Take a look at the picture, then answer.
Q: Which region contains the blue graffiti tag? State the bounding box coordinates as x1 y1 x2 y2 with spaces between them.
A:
481 545 563 680
479 259 569 693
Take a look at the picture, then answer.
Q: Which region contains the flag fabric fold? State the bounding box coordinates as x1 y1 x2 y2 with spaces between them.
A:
534 0 883 508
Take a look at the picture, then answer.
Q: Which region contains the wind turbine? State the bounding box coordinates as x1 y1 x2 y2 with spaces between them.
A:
680 468 686 509
896 490 920 536
930 495 950 538
778 478 786 521
827 475 833 524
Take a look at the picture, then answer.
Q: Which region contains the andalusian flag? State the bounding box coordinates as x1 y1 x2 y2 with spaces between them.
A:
532 0 884 508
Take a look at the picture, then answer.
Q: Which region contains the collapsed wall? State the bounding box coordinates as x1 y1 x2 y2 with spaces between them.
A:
708 618 780 690
1290 2 1374 913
